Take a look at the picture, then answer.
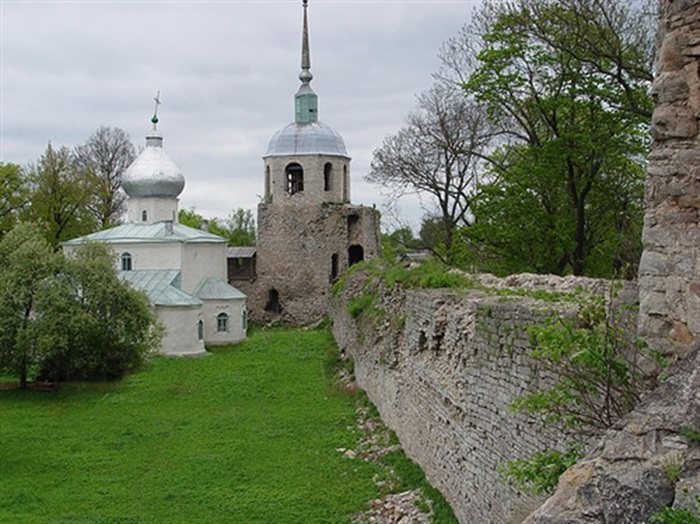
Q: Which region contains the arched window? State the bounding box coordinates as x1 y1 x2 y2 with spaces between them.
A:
324 162 333 191
141 210 148 222
120 252 132 271
197 320 204 340
242 309 248 331
265 165 271 200
285 163 304 195
349 245 364 266
217 312 229 333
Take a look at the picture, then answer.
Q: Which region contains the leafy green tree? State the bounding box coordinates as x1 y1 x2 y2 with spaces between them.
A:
178 207 255 247
0 162 28 238
37 243 160 381
0 223 60 387
74 126 136 229
23 143 96 248
461 0 651 277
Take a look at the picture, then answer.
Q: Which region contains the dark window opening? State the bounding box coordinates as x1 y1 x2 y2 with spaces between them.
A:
141 210 148 222
121 252 132 271
197 320 204 341
324 162 333 191
286 163 304 195
331 253 339 281
265 289 282 314
349 245 364 266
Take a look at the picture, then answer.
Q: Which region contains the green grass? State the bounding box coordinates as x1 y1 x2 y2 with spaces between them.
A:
0 328 384 523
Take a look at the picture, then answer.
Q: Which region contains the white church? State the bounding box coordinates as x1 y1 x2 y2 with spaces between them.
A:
62 113 248 356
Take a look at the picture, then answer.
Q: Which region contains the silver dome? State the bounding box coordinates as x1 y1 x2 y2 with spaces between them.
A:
122 136 185 198
265 121 349 158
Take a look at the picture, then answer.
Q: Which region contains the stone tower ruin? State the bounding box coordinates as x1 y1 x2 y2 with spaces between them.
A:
238 0 381 325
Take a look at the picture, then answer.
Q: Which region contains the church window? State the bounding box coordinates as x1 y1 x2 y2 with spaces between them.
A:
217 312 229 333
142 210 148 222
242 309 248 331
324 162 333 191
349 244 364 266
265 165 271 200
120 252 132 271
197 320 204 340
342 165 348 202
285 163 304 195
265 289 282 314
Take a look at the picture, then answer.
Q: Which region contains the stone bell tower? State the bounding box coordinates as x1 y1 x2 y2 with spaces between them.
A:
243 0 380 325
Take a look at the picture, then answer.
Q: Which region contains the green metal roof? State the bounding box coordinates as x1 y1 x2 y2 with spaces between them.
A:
120 270 202 307
192 277 246 300
62 221 228 247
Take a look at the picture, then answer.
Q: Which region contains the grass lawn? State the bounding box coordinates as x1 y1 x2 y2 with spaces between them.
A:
0 327 384 523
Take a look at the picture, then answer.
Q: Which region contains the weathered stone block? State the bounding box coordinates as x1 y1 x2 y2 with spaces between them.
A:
651 105 698 139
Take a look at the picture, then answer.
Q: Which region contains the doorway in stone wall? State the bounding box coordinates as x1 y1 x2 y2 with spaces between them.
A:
348 244 364 266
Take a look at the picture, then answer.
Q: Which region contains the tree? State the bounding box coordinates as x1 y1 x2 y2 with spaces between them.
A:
23 143 96 248
178 207 256 247
366 82 495 254
0 224 160 386
460 0 651 277
0 223 60 387
74 126 136 229
0 162 28 238
37 243 160 381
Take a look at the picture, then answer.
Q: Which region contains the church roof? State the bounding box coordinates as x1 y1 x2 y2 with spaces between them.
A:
62 221 228 246
192 277 246 300
120 270 202 307
122 102 185 199
265 121 348 158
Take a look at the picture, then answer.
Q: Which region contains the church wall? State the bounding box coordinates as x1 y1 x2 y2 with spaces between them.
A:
200 298 247 346
264 155 350 204
126 196 179 224
69 242 183 274
157 305 205 356
180 243 227 293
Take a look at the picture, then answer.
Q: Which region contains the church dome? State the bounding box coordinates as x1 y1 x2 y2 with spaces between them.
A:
265 121 348 158
122 132 185 198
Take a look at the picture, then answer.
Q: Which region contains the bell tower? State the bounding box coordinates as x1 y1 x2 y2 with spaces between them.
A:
239 0 381 325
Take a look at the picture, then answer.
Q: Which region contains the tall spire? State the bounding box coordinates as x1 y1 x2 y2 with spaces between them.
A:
295 0 318 124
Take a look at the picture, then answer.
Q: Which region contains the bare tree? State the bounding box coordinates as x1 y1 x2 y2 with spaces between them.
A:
366 83 495 251
74 126 136 229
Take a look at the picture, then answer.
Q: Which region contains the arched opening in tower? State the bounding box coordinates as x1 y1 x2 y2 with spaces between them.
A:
265 288 283 314
324 162 333 191
285 163 304 195
348 245 364 266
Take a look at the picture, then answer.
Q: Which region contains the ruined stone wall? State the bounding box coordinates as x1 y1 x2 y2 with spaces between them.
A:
331 272 618 523
639 0 700 356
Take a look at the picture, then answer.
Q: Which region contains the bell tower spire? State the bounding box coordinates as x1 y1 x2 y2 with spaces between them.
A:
295 0 318 124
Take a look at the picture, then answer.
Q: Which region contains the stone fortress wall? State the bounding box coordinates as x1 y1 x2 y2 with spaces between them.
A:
331 272 627 523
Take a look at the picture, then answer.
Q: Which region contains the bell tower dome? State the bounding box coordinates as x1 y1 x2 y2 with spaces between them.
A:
262 0 351 205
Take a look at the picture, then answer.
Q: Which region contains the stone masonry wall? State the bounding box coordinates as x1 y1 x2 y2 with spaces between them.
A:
331 272 619 523
638 0 700 356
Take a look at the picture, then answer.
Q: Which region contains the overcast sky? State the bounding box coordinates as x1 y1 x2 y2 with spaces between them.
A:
1 0 478 231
